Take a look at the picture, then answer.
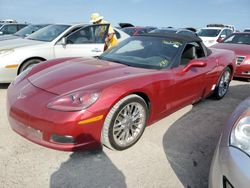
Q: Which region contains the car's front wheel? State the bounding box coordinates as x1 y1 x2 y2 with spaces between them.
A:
213 67 231 99
101 94 148 150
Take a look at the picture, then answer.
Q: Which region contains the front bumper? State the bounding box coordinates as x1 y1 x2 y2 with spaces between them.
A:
7 80 104 151
209 142 250 188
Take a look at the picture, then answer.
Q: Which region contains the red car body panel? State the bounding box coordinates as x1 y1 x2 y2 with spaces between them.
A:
212 42 250 79
7 49 235 151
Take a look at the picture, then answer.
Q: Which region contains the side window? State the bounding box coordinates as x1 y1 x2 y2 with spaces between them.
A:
66 24 109 44
3 25 18 34
180 42 205 66
226 29 233 36
114 29 121 39
220 29 227 37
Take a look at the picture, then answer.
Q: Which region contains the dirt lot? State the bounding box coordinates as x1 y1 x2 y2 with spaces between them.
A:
0 80 249 188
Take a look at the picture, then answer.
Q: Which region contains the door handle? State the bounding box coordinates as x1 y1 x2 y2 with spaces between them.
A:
91 48 102 52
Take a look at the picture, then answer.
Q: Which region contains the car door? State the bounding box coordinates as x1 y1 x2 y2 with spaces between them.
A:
54 24 109 58
171 42 209 110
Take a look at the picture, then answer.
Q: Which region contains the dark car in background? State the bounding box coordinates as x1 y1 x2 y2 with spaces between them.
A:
0 24 49 41
0 23 28 35
121 26 157 36
150 27 197 37
212 32 250 81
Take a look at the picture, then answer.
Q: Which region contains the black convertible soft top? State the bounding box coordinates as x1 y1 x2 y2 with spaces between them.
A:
139 32 202 43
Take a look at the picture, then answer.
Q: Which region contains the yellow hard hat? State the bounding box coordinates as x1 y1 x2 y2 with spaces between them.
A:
90 13 104 23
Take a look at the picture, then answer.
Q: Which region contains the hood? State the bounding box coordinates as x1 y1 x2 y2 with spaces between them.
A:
212 43 250 56
0 38 45 50
28 58 155 95
199 36 217 40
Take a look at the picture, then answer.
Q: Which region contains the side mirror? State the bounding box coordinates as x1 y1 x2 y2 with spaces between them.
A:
217 35 226 43
182 60 207 72
61 37 67 45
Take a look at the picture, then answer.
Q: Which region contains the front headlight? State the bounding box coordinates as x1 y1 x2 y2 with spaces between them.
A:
47 90 100 112
0 49 14 56
230 116 250 156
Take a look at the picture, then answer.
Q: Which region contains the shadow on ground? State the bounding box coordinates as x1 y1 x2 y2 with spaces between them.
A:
50 149 126 188
0 84 9 89
163 84 250 188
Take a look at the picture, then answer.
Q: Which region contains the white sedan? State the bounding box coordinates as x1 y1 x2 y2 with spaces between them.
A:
0 23 129 83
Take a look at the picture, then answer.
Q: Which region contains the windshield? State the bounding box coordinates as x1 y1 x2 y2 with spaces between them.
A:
0 24 3 28
223 33 250 45
197 29 221 37
99 36 182 69
27 24 70 42
14 25 47 37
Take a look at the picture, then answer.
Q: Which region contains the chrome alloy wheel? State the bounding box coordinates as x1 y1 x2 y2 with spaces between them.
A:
112 102 146 148
218 69 231 97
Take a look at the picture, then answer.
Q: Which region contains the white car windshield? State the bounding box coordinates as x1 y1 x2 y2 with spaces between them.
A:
197 29 221 37
15 25 48 37
27 24 70 42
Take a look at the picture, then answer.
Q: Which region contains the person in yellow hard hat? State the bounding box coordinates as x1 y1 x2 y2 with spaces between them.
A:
90 13 118 51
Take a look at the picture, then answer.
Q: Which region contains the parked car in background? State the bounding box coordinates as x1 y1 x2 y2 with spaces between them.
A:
0 24 49 41
0 23 129 83
150 27 197 37
244 28 250 32
0 19 17 23
197 24 233 47
7 33 235 151
0 23 28 35
212 32 250 80
121 26 156 36
209 96 250 188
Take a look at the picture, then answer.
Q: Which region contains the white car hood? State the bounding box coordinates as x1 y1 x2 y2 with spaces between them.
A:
199 36 217 41
0 38 45 50
200 37 217 47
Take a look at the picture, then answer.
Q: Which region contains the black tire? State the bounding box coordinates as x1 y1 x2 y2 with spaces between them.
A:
19 58 43 74
101 94 148 150
213 67 231 100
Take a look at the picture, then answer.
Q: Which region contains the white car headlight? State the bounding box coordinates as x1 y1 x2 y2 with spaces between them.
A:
0 49 14 56
230 116 250 156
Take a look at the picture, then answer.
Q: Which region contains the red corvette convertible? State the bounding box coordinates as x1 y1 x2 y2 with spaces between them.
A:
212 32 250 80
7 33 236 151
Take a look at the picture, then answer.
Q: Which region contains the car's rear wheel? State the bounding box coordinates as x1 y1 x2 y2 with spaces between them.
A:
19 58 43 74
101 94 148 150
213 67 231 99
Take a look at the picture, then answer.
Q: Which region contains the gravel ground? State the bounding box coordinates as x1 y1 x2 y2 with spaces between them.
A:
0 80 249 188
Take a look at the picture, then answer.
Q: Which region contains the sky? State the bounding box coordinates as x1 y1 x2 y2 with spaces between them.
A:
0 0 249 31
